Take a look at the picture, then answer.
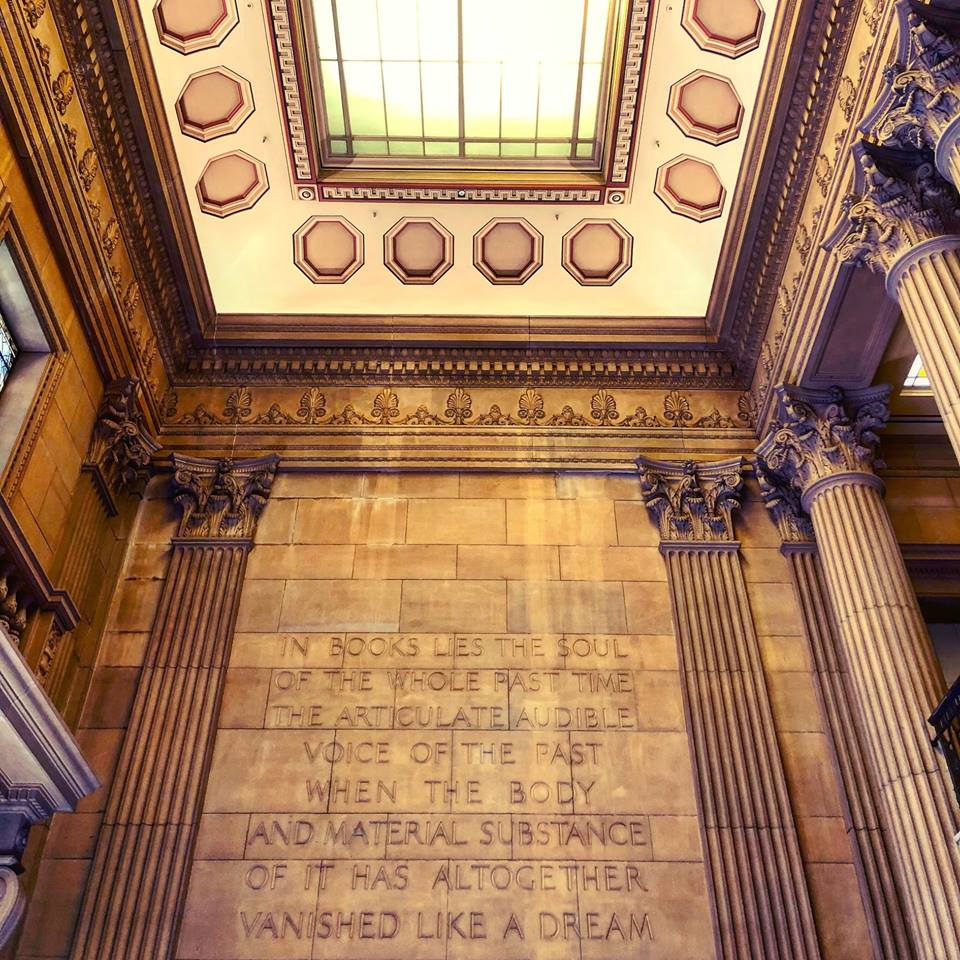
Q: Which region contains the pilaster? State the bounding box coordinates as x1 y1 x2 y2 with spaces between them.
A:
636 456 821 960
756 460 915 960
757 384 960 960
69 454 278 960
35 379 159 713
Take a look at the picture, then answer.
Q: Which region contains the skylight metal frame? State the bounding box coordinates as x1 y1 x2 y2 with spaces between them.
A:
298 0 628 172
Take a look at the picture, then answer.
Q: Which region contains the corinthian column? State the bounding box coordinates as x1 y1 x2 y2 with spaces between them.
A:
757 384 960 960
756 463 915 960
636 457 821 960
869 5 960 188
834 148 960 463
70 454 279 960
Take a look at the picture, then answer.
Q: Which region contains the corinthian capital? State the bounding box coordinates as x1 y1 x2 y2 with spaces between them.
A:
171 455 279 541
832 147 960 277
636 456 746 544
755 384 890 506
85 379 160 510
869 11 960 153
754 457 815 544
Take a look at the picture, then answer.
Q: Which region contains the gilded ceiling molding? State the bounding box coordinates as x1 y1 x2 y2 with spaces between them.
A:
636 456 746 543
171 454 279 540
84 379 160 512
755 384 890 510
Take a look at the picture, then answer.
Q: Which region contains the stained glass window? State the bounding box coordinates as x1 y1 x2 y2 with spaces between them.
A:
310 0 617 166
904 355 930 391
0 308 17 393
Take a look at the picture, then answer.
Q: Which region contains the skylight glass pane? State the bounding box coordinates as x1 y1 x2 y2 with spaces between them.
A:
312 0 618 166
904 355 931 391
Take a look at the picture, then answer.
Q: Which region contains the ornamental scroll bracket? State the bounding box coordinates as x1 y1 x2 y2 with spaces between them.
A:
171 454 279 541
636 456 746 543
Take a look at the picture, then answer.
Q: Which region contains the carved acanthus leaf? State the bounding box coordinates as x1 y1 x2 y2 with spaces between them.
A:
85 378 160 500
755 384 890 501
172 455 279 541
636 457 746 543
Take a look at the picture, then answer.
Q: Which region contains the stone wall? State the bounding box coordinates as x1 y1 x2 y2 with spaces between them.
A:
13 469 890 959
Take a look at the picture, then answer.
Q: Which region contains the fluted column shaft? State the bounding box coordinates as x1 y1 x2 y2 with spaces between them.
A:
665 542 820 959
891 240 960 462
70 539 250 959
807 472 960 959
69 454 277 960
784 544 914 960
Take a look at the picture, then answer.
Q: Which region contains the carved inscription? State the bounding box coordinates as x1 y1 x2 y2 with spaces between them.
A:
180 634 715 959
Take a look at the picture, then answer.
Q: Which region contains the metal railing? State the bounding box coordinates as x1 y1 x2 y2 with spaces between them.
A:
930 674 960 810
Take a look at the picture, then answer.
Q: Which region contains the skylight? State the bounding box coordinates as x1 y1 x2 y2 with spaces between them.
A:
309 0 617 168
904 355 931 392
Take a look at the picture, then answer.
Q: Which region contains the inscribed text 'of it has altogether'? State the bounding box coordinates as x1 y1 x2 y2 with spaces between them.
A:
177 634 716 960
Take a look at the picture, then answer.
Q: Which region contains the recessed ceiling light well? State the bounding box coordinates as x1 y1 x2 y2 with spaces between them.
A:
303 0 623 170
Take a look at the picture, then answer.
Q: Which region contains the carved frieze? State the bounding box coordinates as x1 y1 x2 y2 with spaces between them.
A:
84 379 160 508
636 456 746 543
171 454 279 540
755 384 890 503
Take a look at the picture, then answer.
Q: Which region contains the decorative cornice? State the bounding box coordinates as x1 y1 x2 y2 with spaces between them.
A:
830 145 960 277
755 383 890 506
636 456 746 543
84 379 160 512
171 454 279 541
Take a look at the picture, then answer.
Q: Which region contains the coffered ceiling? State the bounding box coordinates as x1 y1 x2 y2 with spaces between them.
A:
140 0 777 337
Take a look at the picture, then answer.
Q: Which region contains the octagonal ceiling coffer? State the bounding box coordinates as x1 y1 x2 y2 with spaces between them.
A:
294 216 364 284
655 155 726 222
176 67 254 142
562 220 633 286
682 0 764 58
196 151 268 218
668 71 744 145
384 218 454 285
474 219 544 285
154 0 239 55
